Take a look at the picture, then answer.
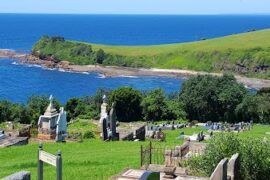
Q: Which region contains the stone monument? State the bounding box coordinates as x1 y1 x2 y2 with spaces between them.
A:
38 95 67 142
99 95 119 141
100 95 109 140
109 102 118 140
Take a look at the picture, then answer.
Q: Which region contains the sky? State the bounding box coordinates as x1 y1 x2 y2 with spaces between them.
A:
0 0 270 15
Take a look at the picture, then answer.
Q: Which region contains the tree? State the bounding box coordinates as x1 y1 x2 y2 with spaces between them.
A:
163 100 187 120
0 101 30 124
70 44 92 57
27 95 60 125
236 93 270 123
109 87 142 122
0 101 13 123
92 88 112 113
10 104 30 124
65 98 83 121
96 49 106 64
141 89 167 121
179 74 247 122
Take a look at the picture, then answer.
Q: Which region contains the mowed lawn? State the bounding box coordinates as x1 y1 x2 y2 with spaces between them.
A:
0 140 145 180
0 124 269 179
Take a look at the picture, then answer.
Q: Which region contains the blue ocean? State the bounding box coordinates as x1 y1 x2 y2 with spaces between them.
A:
0 14 270 103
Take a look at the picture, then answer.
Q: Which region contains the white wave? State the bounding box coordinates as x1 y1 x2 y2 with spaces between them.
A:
11 61 19 65
32 64 43 68
21 64 43 68
0 48 15 51
97 73 106 78
45 67 57 71
57 69 90 75
81 71 90 75
116 75 138 78
58 68 66 72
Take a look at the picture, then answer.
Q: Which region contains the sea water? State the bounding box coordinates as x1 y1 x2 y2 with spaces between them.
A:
0 14 269 103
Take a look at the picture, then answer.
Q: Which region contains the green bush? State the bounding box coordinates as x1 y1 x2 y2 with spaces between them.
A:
110 87 142 122
83 130 95 139
179 74 247 122
187 133 270 180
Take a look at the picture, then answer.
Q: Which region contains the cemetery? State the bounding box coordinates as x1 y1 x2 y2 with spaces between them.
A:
0 122 269 179
0 94 269 179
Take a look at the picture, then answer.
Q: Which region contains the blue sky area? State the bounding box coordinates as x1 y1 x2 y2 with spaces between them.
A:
0 0 269 15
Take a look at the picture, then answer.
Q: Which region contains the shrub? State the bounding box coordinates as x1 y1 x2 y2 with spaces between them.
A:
83 130 95 139
187 133 270 180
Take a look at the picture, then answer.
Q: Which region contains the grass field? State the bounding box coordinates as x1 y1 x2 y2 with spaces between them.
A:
87 29 270 56
33 29 270 79
0 124 269 179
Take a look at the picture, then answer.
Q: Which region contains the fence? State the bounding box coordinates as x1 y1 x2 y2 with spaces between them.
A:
140 141 205 168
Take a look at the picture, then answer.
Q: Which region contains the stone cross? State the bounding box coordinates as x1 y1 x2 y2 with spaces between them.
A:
103 94 107 103
49 95 53 105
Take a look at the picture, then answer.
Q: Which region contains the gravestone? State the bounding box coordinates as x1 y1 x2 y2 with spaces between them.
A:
164 149 172 166
112 169 160 180
101 118 108 141
210 158 228 180
99 95 109 127
37 95 67 142
99 95 119 141
55 107 67 142
3 171 31 180
109 102 117 140
227 153 240 180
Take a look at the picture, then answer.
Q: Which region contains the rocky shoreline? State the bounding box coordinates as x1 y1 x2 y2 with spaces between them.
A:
1 49 270 89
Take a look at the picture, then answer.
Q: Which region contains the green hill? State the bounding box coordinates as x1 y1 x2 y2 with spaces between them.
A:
32 29 270 79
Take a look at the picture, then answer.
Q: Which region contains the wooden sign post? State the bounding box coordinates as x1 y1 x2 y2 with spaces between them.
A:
38 144 62 180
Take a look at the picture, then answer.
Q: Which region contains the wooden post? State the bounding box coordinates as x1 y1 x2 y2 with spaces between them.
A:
38 143 43 180
149 141 152 165
56 150 62 180
140 145 143 167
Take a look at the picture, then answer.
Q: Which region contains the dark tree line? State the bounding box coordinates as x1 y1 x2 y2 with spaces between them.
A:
0 74 269 124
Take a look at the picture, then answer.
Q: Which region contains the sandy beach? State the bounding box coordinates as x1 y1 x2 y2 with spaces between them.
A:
1 49 269 89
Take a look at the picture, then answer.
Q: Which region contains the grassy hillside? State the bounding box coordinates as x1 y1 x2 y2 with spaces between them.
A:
32 29 270 79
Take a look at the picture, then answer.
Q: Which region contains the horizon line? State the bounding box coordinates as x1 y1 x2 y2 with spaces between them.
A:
0 12 270 16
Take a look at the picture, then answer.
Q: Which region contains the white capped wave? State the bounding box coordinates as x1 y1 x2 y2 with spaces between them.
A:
97 73 106 78
116 75 138 78
81 71 90 75
11 61 19 65
0 48 15 51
